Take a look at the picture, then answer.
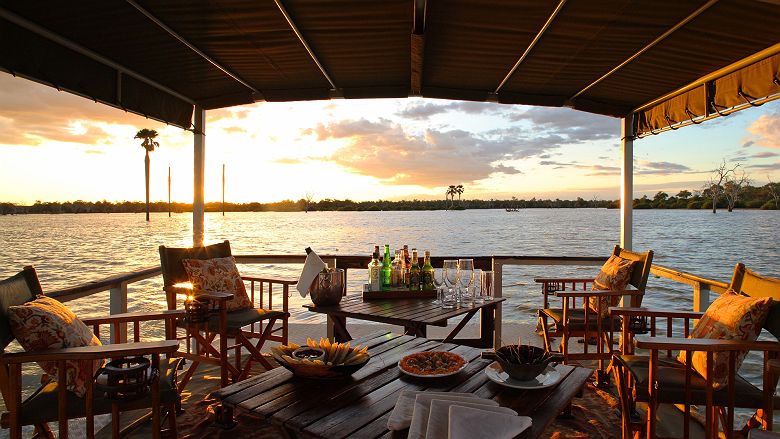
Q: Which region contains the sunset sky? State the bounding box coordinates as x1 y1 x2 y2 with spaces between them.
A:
1 72 778 205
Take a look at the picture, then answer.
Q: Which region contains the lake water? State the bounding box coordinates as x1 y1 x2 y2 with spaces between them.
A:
1 209 777 325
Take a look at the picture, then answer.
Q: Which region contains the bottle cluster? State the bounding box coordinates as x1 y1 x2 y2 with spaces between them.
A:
368 244 434 292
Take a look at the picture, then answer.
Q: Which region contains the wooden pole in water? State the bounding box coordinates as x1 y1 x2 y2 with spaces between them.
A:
168 166 171 217
222 163 225 216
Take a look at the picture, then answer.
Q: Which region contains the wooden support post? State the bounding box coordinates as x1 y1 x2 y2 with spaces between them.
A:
109 281 128 343
193 106 206 247
693 282 710 312
620 116 634 252
492 258 503 348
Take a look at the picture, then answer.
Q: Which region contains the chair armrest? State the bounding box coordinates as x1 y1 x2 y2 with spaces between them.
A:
635 335 780 352
609 307 704 319
534 277 594 284
81 310 185 326
556 289 641 298
241 276 297 285
1 340 180 364
164 285 192 296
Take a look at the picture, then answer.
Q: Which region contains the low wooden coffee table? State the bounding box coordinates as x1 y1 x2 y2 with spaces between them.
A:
303 295 505 348
213 331 592 439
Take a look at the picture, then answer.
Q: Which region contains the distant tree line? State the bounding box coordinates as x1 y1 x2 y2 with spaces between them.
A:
1 183 777 215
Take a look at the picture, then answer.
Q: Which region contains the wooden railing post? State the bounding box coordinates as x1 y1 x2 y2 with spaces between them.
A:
110 281 128 343
492 258 503 348
693 281 710 312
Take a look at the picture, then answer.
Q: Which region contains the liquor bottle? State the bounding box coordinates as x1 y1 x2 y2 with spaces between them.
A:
393 250 404 287
403 245 410 265
409 249 421 291
381 244 392 291
374 245 380 258
368 251 381 291
422 250 434 290
403 245 411 286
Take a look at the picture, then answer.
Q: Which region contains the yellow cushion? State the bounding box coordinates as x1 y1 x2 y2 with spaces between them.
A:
7 296 103 398
678 290 772 388
587 255 635 318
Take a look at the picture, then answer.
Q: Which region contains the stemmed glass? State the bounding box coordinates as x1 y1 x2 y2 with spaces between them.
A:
432 268 445 305
457 259 474 305
471 269 483 303
442 260 459 309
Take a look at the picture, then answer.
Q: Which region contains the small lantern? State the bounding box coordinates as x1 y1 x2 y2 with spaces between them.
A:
94 357 156 401
185 294 211 322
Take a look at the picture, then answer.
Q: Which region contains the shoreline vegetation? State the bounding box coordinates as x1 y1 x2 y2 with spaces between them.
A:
1 183 778 214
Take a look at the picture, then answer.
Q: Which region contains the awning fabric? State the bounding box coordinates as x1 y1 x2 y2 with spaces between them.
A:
1 0 779 131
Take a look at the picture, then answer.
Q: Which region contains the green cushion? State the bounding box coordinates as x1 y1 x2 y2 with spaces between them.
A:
539 308 619 332
614 354 776 408
17 357 181 426
177 307 288 332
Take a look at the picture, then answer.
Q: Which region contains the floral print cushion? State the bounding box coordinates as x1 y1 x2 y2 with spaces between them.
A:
677 290 772 389
7 296 103 398
587 255 636 318
182 256 253 311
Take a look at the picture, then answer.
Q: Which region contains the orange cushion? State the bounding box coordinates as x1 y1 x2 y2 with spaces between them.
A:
588 255 636 318
7 296 103 398
182 256 253 311
677 290 772 389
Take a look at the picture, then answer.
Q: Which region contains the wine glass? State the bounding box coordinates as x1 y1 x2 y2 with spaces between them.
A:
432 268 446 305
457 259 474 305
471 269 483 303
442 260 459 309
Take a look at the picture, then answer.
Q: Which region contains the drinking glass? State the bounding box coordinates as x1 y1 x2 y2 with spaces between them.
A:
432 268 445 305
471 269 483 303
441 260 459 309
457 259 474 305
480 270 494 302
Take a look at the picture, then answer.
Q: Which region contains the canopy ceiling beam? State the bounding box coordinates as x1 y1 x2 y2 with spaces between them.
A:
569 0 719 101
411 0 427 96
125 0 262 99
0 6 196 106
494 0 567 94
273 0 337 91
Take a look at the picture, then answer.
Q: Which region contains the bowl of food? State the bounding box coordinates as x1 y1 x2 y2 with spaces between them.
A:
481 345 562 381
398 351 467 377
271 338 370 379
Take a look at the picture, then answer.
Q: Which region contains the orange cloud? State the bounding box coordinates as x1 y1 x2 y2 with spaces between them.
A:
746 110 780 148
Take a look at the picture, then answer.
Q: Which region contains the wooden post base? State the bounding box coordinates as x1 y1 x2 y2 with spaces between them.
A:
213 404 237 430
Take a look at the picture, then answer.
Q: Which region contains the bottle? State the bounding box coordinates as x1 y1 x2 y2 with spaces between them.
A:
403 245 410 265
422 250 434 290
381 244 392 291
403 245 411 286
392 250 403 287
368 251 381 291
409 249 421 291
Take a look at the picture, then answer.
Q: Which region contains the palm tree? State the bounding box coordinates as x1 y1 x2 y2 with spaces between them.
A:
446 185 456 208
455 184 464 201
134 128 159 222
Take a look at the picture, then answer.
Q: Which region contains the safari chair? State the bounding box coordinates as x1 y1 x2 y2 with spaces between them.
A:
610 263 780 439
536 245 654 383
159 240 292 389
0 266 182 439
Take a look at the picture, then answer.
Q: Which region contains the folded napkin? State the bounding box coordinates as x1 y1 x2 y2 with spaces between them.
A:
387 391 478 431
425 400 517 439
448 405 532 439
296 247 327 297
408 394 498 439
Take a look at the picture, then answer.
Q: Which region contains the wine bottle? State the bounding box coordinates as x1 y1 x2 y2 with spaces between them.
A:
422 250 434 290
409 248 421 291
381 244 392 291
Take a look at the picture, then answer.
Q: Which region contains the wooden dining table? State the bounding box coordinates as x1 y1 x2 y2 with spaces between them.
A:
213 331 592 439
303 295 505 348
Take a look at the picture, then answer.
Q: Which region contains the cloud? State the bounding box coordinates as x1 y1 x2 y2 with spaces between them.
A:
506 107 618 143
747 161 780 170
744 107 780 148
395 101 501 120
636 161 693 175
752 151 779 158
538 159 693 176
301 118 530 186
273 157 305 165
0 73 170 146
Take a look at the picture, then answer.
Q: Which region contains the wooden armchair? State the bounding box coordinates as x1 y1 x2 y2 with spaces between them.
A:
536 245 654 382
610 263 780 439
159 240 292 389
0 266 182 439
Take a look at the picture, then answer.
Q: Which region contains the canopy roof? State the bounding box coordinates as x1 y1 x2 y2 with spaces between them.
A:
2 0 779 135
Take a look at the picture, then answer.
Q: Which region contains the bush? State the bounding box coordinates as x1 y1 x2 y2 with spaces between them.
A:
687 200 702 209
761 201 777 210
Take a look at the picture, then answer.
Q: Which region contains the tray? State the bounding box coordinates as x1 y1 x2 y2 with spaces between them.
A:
362 284 437 300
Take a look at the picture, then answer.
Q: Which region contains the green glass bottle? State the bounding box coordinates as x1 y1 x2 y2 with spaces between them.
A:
409 249 421 291
381 244 392 291
421 250 434 290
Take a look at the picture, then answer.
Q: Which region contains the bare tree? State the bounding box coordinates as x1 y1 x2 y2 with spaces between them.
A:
704 159 740 213
768 176 779 209
723 170 750 212
304 192 314 213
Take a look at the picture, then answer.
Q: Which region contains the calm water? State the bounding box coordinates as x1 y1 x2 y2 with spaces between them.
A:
1 209 777 325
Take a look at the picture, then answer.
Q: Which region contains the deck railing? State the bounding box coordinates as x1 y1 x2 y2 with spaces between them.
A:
45 254 730 346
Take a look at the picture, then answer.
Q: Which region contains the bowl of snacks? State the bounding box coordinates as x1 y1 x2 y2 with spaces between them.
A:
481 345 562 381
398 351 467 377
271 338 370 379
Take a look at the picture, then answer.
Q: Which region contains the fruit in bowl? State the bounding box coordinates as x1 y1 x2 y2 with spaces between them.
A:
481 345 562 381
270 338 370 379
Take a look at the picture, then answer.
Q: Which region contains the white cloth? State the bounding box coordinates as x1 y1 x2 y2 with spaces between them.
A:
387 391 478 431
296 249 327 297
448 405 532 439
425 400 517 439
408 394 498 439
